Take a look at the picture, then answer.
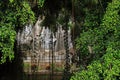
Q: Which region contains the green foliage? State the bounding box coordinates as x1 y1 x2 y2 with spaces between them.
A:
83 9 100 31
16 1 35 26
71 47 120 80
71 0 120 80
38 0 45 7
0 26 16 63
9 0 14 3
84 0 99 5
0 0 35 63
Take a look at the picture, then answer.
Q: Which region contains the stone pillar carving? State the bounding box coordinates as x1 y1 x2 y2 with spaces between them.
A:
31 18 42 72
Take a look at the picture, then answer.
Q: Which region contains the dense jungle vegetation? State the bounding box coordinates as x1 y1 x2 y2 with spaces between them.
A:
0 0 120 80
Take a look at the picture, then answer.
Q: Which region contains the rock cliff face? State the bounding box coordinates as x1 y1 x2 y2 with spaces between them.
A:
17 17 74 71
